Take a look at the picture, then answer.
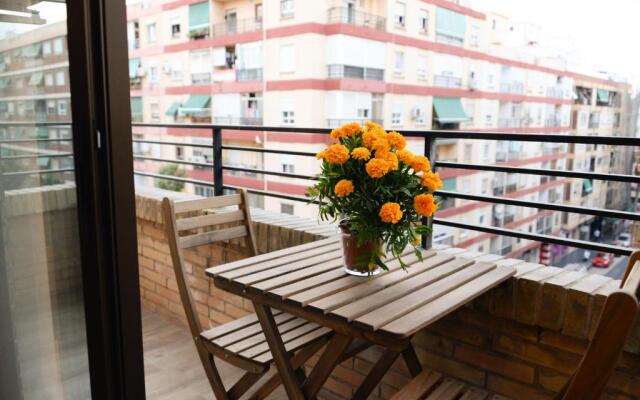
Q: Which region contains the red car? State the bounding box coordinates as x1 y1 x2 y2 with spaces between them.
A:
592 252 613 268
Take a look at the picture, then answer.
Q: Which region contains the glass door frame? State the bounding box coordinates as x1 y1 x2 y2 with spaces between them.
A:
66 0 145 398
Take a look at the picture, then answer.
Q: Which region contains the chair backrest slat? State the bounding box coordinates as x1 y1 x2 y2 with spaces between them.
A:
161 190 257 339
179 225 248 249
173 193 242 214
559 250 640 400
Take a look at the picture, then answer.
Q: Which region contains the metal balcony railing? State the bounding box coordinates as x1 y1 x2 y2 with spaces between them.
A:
327 7 386 31
128 122 640 258
236 68 263 81
433 75 462 88
327 118 383 128
327 65 384 81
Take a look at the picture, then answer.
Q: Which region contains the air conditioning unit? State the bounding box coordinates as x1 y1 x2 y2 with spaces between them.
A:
136 67 147 77
468 78 477 90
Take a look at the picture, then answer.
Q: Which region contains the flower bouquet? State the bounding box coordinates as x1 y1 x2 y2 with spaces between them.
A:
307 121 442 275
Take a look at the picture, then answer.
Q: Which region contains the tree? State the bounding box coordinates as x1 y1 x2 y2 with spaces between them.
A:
156 163 186 192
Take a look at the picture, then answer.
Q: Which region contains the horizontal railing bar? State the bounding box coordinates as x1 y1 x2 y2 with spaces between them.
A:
221 165 318 181
133 155 212 168
436 161 640 183
222 184 318 204
0 138 73 143
221 145 317 157
0 122 72 127
131 123 640 146
131 139 213 149
435 190 640 221
1 153 73 160
432 218 632 256
134 171 213 186
3 167 74 176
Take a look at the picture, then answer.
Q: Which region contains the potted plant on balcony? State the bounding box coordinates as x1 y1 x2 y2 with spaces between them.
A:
307 121 442 276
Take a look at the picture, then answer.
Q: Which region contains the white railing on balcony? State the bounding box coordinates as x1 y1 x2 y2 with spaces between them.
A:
433 75 462 88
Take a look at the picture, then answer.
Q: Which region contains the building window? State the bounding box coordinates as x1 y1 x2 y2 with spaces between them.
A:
57 100 67 116
171 59 183 81
413 104 426 125
417 54 427 79
147 23 157 43
149 64 158 83
47 100 56 115
394 51 404 75
280 0 294 19
150 102 160 121
282 163 295 173
463 143 472 162
255 3 263 22
280 44 295 73
55 71 65 86
394 2 406 27
170 16 180 38
176 146 184 160
280 203 294 215
53 38 63 55
282 110 295 126
45 73 54 86
195 185 215 197
43 41 52 55
392 103 402 126
419 9 429 33
470 25 480 47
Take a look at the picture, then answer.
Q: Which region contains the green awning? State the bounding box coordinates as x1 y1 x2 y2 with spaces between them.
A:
22 43 42 58
436 8 466 39
165 101 181 117
583 179 593 193
28 72 43 86
0 78 9 89
181 95 210 114
442 178 456 191
130 97 143 116
129 58 141 79
433 97 469 123
597 89 609 103
189 2 210 31
36 127 49 139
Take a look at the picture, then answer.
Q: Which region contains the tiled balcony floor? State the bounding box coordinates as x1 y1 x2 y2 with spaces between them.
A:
142 308 288 400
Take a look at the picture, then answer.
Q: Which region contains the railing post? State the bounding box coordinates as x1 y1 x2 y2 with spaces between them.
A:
422 136 435 250
213 127 223 196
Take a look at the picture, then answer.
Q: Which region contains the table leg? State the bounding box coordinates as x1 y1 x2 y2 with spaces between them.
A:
353 348 400 400
302 333 353 399
401 344 423 378
253 301 305 400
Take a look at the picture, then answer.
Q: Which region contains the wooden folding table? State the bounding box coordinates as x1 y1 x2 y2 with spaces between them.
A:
206 236 515 399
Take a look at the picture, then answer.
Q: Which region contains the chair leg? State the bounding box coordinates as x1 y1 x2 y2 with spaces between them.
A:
228 371 264 400
195 340 230 400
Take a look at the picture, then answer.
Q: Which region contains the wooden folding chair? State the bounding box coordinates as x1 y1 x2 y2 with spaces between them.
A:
161 190 334 399
391 250 640 400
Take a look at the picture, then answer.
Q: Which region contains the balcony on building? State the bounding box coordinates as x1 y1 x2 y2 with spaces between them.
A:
327 6 386 31
574 86 593 105
188 1 211 40
431 97 469 129
434 8 466 47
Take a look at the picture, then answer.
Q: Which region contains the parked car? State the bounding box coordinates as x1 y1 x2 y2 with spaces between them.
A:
616 233 631 247
592 252 614 268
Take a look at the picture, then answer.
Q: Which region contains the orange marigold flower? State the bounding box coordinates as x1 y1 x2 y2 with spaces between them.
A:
396 149 414 165
379 202 403 224
387 131 407 150
414 193 439 217
324 144 350 165
334 179 354 198
364 121 384 133
410 155 431 173
365 158 390 178
376 150 399 171
421 171 443 191
330 127 344 140
341 122 362 137
372 137 390 153
316 150 325 160
351 147 371 161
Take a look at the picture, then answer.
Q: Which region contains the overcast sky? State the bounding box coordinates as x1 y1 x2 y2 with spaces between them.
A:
478 0 640 90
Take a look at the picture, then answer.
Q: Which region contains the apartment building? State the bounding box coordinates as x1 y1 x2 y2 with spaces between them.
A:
124 0 631 262
0 21 73 187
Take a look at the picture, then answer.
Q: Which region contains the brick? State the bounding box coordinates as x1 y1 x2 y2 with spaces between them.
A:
454 345 535 384
141 245 171 265
324 376 353 399
154 263 176 279
224 302 249 319
538 331 587 355
609 371 640 397
209 309 234 325
492 334 580 374
412 331 455 357
589 280 621 339
487 374 553 400
563 274 612 339
427 318 488 347
156 285 181 304
138 255 154 270
187 274 210 292
139 276 156 292
207 296 225 312
537 271 584 330
332 364 365 387
456 307 538 343
493 263 540 319
416 348 486 387
142 268 167 287
142 223 166 240
514 267 563 325
145 290 169 308
537 367 569 392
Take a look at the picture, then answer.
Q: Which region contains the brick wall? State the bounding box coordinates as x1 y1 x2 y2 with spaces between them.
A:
135 189 640 400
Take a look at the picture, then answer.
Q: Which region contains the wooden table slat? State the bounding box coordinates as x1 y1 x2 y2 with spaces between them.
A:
380 265 515 337
206 236 339 277
253 258 345 292
220 242 342 280
239 321 321 359
308 253 448 313
332 257 475 322
271 267 349 299
356 262 496 331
